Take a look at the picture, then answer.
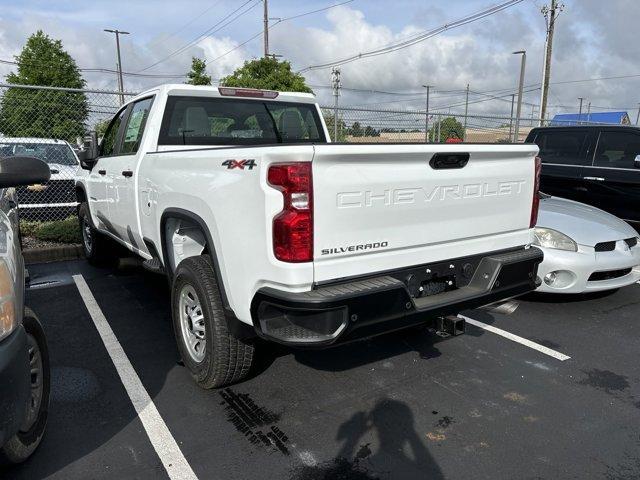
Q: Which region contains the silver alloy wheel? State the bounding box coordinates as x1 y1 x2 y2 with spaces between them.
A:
178 284 206 363
20 333 44 432
82 217 93 254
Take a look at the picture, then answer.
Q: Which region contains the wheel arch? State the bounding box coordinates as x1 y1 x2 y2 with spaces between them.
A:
160 208 231 309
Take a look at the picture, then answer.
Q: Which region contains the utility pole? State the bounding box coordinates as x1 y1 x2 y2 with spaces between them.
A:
578 96 584 124
104 29 130 105
587 102 591 123
263 0 269 58
422 85 433 142
539 1 563 126
636 103 640 125
331 67 341 142
509 93 515 141
513 50 526 143
463 83 470 141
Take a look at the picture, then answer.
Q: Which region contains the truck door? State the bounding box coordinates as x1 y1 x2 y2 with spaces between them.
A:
107 96 154 251
534 128 591 203
583 128 640 225
89 106 127 232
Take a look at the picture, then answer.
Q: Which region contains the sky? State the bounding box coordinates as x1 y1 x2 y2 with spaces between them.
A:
0 0 639 119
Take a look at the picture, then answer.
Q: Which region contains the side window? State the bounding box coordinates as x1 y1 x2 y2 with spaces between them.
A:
535 130 587 165
594 131 640 169
121 97 154 154
100 108 127 157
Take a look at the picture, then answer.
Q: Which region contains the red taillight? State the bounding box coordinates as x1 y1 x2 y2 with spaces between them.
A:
530 156 542 228
268 162 313 262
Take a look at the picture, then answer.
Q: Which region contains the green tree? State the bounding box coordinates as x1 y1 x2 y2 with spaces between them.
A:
322 112 347 142
0 30 88 141
220 57 312 93
430 116 464 142
364 125 380 137
186 57 212 86
349 121 363 137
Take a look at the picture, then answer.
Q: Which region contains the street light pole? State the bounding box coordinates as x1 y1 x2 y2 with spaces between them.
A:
104 28 130 105
513 50 526 142
422 84 432 142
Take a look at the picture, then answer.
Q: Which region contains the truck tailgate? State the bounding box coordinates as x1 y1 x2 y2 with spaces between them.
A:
312 144 538 283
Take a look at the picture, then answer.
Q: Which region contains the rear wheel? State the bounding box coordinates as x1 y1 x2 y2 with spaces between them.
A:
0 309 50 465
171 255 255 389
78 202 110 264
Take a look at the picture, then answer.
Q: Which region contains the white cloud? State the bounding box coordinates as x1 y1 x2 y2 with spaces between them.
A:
1 2 639 119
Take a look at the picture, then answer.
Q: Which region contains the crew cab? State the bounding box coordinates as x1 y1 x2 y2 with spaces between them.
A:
527 125 640 229
75 84 543 388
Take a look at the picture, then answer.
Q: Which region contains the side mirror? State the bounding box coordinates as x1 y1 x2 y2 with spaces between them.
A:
80 131 99 170
0 156 51 188
635 155 640 169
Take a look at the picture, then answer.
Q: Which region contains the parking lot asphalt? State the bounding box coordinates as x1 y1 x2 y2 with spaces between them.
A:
4 259 640 480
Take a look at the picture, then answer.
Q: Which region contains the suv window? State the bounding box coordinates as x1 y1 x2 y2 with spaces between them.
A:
101 108 127 157
593 131 640 169
121 97 154 154
159 96 326 146
534 130 588 165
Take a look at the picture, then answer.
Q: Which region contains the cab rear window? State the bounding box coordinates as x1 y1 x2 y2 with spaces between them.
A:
158 96 326 146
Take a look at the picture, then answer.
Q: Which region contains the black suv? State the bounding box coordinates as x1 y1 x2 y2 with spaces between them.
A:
526 125 640 228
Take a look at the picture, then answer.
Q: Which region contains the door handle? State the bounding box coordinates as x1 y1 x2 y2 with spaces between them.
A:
122 170 133 178
98 169 106 175
583 176 604 181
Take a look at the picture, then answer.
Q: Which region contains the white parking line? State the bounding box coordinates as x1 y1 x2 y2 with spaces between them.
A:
458 315 571 362
73 275 198 480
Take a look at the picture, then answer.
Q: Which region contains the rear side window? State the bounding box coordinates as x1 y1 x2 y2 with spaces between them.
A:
158 96 326 145
534 130 587 165
101 108 127 157
121 97 154 154
594 131 640 169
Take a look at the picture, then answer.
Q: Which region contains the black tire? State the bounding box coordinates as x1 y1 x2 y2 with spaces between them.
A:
0 308 50 465
171 255 255 389
78 202 110 264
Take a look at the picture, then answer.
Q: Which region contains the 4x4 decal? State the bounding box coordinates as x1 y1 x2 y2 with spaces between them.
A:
222 159 257 170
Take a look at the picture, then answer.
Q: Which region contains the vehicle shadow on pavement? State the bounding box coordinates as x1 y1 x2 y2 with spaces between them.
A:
291 327 444 372
521 289 618 304
291 398 444 480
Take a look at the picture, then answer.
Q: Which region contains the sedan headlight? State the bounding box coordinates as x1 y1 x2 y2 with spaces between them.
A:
533 227 577 252
0 259 16 342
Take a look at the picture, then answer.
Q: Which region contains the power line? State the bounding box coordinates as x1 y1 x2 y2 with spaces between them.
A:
205 0 355 64
0 59 187 79
147 0 226 49
137 0 261 72
297 0 525 73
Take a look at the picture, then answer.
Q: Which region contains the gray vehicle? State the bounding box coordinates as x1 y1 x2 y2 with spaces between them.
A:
0 156 51 464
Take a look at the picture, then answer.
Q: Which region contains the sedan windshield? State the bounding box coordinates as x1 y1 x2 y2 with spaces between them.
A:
0 142 78 166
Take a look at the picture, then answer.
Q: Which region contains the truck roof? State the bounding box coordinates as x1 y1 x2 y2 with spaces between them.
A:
130 83 318 105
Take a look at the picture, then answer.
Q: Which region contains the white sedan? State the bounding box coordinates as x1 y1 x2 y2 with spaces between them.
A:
533 195 640 293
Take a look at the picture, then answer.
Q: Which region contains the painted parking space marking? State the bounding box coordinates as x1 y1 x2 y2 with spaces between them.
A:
73 274 199 480
459 314 571 361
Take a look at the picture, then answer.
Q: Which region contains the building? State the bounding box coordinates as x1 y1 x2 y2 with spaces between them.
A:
550 111 631 126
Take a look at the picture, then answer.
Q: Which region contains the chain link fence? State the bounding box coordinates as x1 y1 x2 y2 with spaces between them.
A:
0 83 134 222
0 83 628 223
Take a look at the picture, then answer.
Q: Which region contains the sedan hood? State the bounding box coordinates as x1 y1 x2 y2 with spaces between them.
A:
537 196 637 246
48 163 79 179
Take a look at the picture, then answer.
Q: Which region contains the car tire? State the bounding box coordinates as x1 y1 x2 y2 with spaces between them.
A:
0 308 50 465
171 255 255 389
78 202 110 264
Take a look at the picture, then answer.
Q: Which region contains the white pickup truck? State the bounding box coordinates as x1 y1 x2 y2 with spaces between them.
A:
75 84 543 388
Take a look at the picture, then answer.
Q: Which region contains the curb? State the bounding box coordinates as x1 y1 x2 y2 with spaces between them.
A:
24 245 84 265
